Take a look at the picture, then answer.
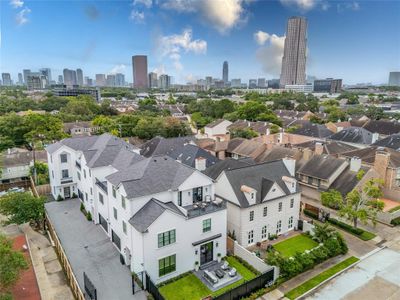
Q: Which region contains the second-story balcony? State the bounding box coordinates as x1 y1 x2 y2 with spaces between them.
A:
61 177 73 184
183 196 226 219
95 178 108 194
75 161 81 170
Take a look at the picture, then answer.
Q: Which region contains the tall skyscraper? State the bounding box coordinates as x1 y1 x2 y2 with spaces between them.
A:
115 73 125 87
23 69 31 85
106 74 116 87
18 73 23 85
40 68 52 82
63 69 77 86
148 72 158 88
1 73 12 86
76 69 84 86
389 72 400 86
222 61 229 84
58 75 64 84
257 78 266 88
159 74 171 89
280 16 307 88
95 74 106 87
132 55 148 88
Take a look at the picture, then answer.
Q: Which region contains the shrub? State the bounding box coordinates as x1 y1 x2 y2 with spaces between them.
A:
231 255 260 275
324 237 342 257
80 202 85 212
310 246 329 264
391 217 400 226
56 194 64 202
295 252 314 271
328 218 363 235
86 211 92 221
72 192 78 198
336 233 348 254
303 209 318 220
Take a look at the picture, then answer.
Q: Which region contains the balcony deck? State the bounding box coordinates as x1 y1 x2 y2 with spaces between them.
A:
183 198 226 219
95 178 108 194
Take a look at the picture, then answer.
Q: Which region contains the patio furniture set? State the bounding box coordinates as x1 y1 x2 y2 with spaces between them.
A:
203 261 237 285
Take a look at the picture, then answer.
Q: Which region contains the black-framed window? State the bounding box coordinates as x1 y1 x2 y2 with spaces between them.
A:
159 254 176 277
178 191 182 206
113 207 117 220
121 196 126 209
123 221 127 234
249 210 254 221
99 193 104 204
202 219 211 233
290 198 294 208
112 187 116 198
60 154 67 163
278 202 283 212
158 229 176 248
192 187 203 202
61 169 69 178
263 206 267 217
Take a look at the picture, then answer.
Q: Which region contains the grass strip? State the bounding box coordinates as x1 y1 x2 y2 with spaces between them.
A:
285 256 359 300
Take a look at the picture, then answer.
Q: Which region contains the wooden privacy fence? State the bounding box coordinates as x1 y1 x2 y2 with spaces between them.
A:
46 213 85 300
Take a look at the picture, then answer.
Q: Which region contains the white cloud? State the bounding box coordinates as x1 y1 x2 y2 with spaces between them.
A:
130 10 145 23
321 1 330 11
279 0 318 12
254 30 270 46
337 1 360 12
133 0 152 8
153 64 166 75
157 28 207 73
10 0 24 8
255 33 286 77
161 0 249 34
109 64 126 74
15 7 31 26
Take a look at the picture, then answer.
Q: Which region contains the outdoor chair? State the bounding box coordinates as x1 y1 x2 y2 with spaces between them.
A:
221 261 229 270
228 267 237 277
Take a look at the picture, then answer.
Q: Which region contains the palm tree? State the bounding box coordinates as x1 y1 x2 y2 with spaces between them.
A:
312 223 336 243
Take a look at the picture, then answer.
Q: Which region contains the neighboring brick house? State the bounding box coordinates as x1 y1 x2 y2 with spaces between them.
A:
340 146 400 199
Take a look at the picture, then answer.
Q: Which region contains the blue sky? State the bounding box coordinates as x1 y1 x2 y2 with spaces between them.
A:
1 0 400 84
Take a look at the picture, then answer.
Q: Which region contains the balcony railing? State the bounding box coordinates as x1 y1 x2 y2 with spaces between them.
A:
75 161 81 170
61 177 73 184
183 197 226 219
95 178 108 194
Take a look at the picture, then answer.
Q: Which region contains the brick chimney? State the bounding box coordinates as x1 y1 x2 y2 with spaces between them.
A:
315 142 324 155
303 148 313 161
374 149 390 180
195 157 207 171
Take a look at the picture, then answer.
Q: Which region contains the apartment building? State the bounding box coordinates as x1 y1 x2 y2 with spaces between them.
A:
46 134 226 284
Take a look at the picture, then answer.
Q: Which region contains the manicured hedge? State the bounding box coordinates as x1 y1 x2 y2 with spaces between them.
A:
327 218 363 235
303 209 318 220
391 217 400 226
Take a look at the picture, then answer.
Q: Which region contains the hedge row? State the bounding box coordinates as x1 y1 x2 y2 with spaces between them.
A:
391 217 400 226
327 218 364 235
303 209 318 220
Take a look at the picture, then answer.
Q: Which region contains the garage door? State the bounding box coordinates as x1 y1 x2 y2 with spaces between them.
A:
99 213 108 233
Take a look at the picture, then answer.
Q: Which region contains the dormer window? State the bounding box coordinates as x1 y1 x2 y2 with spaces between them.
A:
251 192 254 199
60 154 67 163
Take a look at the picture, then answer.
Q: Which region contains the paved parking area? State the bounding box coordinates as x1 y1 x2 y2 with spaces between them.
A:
46 199 146 300
305 248 400 300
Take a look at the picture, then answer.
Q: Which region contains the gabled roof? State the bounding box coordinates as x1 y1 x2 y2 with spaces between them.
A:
297 155 348 180
329 165 370 196
129 198 184 233
106 155 196 199
254 146 301 163
222 160 299 208
361 119 400 136
230 139 266 158
205 119 230 128
328 127 375 144
140 136 195 157
293 123 333 138
46 134 143 169
341 146 400 168
168 143 220 168
293 140 358 155
203 158 255 180
372 134 400 150
227 120 276 135
226 138 245 153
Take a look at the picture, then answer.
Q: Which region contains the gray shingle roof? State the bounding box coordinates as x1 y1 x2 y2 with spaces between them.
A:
372 134 400 150
46 134 143 169
297 155 347 180
329 165 370 196
293 123 333 138
203 158 255 180
293 140 358 155
362 120 400 136
129 198 184 233
329 127 375 144
140 136 195 157
206 119 226 128
106 156 196 198
223 160 300 208
168 144 220 168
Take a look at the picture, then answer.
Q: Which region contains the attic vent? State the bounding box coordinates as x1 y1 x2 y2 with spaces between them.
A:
154 159 157 162
164 157 168 160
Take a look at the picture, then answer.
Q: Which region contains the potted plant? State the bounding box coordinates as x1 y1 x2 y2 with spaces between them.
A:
217 253 222 263
194 261 199 271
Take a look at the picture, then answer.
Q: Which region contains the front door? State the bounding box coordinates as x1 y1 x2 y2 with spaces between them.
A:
64 186 71 198
200 241 213 265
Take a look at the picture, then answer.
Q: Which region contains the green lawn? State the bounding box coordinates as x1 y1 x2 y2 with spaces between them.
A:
274 234 318 258
159 256 258 300
285 256 359 300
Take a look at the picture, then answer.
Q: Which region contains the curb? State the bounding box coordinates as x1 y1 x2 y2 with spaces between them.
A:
294 246 386 300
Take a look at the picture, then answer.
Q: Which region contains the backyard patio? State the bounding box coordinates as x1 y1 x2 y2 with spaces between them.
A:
248 232 318 259
158 256 258 300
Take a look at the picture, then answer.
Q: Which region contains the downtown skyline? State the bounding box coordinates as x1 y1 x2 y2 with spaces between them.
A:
1 0 400 84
